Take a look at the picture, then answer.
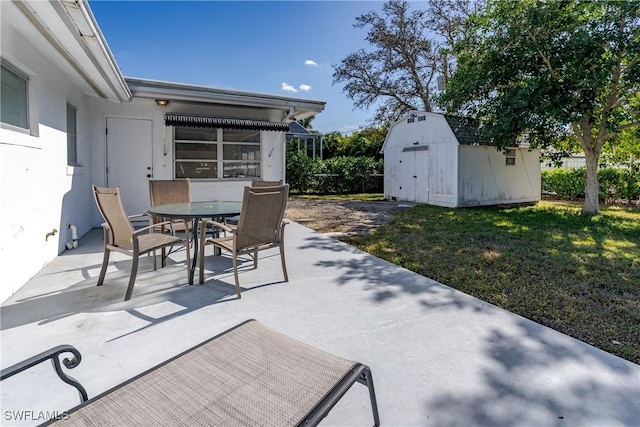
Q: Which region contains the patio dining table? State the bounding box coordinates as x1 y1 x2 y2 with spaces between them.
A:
148 201 242 285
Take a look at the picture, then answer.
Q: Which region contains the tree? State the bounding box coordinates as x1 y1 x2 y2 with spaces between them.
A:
446 0 640 215
333 0 437 122
333 0 480 123
297 115 315 130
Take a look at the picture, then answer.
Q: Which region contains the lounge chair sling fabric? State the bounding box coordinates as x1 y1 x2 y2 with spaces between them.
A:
45 320 379 426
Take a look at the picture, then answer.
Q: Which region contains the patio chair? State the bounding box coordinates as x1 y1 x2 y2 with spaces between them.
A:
149 178 193 266
251 178 283 187
225 179 283 226
1 319 380 426
148 178 191 235
199 184 289 298
93 185 190 301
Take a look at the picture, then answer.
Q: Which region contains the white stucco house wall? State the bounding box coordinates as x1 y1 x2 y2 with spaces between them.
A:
382 111 541 208
0 0 325 302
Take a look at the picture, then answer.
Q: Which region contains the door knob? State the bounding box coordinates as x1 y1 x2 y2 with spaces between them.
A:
147 174 152 178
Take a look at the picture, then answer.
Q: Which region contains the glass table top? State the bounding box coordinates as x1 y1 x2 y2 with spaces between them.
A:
148 201 242 218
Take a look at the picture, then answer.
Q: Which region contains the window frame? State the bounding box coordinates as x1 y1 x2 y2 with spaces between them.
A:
505 148 516 166
173 126 262 180
66 102 78 166
1 61 30 131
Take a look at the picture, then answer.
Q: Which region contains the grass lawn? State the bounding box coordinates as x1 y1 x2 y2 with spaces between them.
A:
342 198 640 364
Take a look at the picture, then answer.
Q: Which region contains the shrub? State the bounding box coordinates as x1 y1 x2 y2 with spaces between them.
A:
287 154 383 194
286 151 315 193
542 167 640 202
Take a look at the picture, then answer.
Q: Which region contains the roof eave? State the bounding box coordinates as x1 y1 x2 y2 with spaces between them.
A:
11 0 131 102
126 78 326 118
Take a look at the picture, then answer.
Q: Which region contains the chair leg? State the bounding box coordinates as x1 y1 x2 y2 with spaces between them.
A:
124 256 139 301
152 249 157 271
184 236 191 284
97 248 110 286
361 367 380 427
280 243 289 282
232 252 241 299
199 240 206 284
253 248 258 269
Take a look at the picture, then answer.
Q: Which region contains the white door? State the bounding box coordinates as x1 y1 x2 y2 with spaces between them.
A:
398 149 416 202
415 150 430 203
106 117 153 217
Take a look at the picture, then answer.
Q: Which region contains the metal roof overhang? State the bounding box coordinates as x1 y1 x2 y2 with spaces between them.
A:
165 113 290 131
127 78 326 121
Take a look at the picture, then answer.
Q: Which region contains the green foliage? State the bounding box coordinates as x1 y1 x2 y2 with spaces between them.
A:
331 126 387 160
314 157 382 194
285 151 314 193
542 167 640 201
286 151 383 194
541 169 587 199
445 0 640 213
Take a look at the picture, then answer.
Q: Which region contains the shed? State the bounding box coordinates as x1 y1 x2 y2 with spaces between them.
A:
382 112 540 207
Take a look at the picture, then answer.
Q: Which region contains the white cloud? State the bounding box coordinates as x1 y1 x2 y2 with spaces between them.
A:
299 84 311 92
304 60 317 66
281 82 297 93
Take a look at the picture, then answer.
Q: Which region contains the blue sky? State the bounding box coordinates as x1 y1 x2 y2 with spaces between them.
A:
89 1 387 134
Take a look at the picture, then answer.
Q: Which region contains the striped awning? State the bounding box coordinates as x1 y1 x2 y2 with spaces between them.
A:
164 113 289 131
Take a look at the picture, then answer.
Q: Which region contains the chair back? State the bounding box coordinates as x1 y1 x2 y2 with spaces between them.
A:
251 179 283 188
92 185 134 248
149 179 191 207
236 184 289 249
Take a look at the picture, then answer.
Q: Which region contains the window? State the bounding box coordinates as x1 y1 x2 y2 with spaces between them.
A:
174 127 261 179
505 149 516 166
1 63 29 129
67 103 77 166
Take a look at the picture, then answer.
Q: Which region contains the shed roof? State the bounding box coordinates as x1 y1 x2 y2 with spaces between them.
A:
443 115 492 146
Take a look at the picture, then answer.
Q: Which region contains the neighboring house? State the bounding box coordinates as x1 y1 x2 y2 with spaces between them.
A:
540 154 587 170
0 0 325 302
382 111 540 207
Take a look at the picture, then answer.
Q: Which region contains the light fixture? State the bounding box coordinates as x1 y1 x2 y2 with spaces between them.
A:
155 99 169 106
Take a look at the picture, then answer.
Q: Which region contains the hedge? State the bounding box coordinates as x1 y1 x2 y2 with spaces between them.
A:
286 153 383 194
542 167 640 202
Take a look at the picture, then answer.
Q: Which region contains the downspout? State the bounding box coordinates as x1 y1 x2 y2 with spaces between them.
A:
65 224 78 249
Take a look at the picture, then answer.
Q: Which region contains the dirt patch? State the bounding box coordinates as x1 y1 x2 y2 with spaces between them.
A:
285 198 412 236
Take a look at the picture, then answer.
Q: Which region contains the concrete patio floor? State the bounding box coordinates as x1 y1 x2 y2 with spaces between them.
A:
1 222 639 426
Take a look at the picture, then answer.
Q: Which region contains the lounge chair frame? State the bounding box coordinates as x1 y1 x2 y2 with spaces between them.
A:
2 320 380 426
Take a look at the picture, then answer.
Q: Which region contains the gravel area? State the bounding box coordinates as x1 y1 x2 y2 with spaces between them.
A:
285 198 413 236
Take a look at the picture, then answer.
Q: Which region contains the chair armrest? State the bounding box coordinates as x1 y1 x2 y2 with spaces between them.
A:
1 345 88 403
133 219 189 236
128 212 152 221
200 220 232 235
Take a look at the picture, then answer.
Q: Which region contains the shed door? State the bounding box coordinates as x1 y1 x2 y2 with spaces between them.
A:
106 117 153 218
415 150 430 203
398 145 430 203
398 150 416 201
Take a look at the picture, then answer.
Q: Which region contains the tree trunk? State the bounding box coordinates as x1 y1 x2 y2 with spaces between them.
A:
582 145 600 215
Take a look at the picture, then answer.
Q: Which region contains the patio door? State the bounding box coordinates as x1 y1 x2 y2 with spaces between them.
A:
106 117 153 218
